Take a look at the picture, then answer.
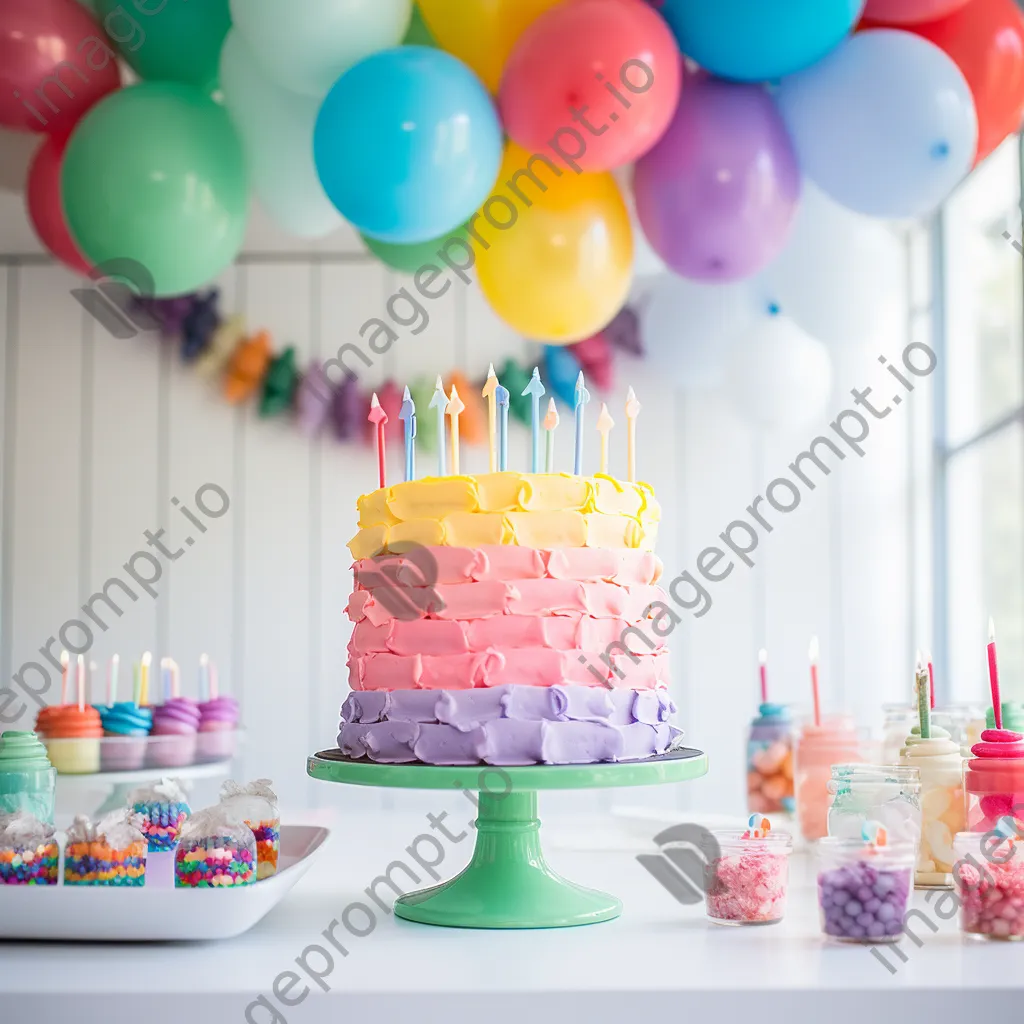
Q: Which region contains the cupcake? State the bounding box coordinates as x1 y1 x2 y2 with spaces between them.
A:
0 731 57 822
197 695 240 762
65 811 147 886
175 805 257 888
98 702 153 771
35 705 103 774
149 697 200 768
221 778 279 879
129 777 191 851
0 811 59 885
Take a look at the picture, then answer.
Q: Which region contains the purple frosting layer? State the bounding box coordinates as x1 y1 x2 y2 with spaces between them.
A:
199 695 239 726
151 697 201 736
337 686 682 765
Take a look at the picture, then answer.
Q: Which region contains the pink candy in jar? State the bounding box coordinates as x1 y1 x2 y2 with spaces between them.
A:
705 816 794 926
953 831 1024 941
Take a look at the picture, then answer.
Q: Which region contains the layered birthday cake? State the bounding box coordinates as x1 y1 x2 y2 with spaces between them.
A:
338 471 681 765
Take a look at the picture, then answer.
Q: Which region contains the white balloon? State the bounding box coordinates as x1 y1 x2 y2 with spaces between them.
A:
220 31 344 239
640 274 756 392
724 312 833 431
0 128 37 193
754 183 903 347
230 0 412 98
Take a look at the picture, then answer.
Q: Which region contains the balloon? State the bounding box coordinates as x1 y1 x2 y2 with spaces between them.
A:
315 47 502 244
62 83 248 297
230 0 412 98
220 31 343 239
724 311 833 431
657 0 864 81
361 225 469 273
634 74 800 283
863 0 971 23
27 136 90 274
641 275 755 391
775 30 977 218
94 0 229 90
0 128 39 192
544 344 584 407
903 0 1024 165
476 142 633 343
498 0 682 171
754 184 902 348
0 0 121 138
418 0 561 92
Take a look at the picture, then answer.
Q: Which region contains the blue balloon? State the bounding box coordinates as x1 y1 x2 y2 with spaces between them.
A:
314 46 502 244
659 0 864 82
775 30 977 219
544 345 583 408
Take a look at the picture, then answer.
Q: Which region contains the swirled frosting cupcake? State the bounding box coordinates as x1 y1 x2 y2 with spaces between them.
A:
197 695 240 762
98 702 153 771
35 706 102 774
149 698 200 768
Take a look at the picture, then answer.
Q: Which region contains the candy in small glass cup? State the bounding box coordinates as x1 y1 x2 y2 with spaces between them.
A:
705 827 794 926
827 764 922 845
952 831 1024 942
816 836 915 943
746 703 795 816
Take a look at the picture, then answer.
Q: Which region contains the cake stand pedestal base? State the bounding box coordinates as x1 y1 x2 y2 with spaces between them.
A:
307 747 708 930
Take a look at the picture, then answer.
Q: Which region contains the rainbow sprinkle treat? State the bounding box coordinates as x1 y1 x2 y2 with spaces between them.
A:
0 812 59 885
174 805 257 888
64 810 147 886
64 815 98 886
129 778 191 851
246 818 281 880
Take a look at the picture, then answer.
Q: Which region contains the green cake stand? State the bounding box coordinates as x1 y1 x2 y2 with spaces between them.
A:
307 747 708 930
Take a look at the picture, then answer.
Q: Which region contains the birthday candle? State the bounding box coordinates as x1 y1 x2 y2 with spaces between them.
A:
573 371 590 476
367 393 388 489
200 653 210 703
543 398 559 473
758 648 768 705
132 661 141 707
89 660 97 706
625 386 641 483
988 617 1002 730
496 384 510 471
926 651 935 710
140 651 151 707
482 363 498 473
171 658 180 699
399 386 417 482
429 375 448 475
809 636 821 727
161 657 171 702
60 650 69 705
76 655 85 712
522 367 546 474
447 383 465 476
916 652 931 740
596 402 614 475
210 659 219 701
108 654 119 708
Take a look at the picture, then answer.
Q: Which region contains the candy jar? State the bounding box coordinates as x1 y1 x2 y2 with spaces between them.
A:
705 816 794 926
746 704 794 816
817 825 915 943
827 764 922 845
963 729 1024 835
953 831 1024 941
795 714 864 842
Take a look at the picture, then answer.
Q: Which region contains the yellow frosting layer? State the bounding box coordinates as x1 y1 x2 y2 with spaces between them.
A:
349 472 659 559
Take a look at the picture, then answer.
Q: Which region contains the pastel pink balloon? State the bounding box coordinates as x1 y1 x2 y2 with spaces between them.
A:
0 0 121 138
862 0 972 23
27 136 90 275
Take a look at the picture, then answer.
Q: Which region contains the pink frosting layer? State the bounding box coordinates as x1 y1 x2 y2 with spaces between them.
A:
352 546 663 586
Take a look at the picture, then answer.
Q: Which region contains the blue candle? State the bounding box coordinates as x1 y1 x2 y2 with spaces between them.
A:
496 385 510 471
399 385 417 481
573 371 590 476
522 366 546 474
428 375 448 476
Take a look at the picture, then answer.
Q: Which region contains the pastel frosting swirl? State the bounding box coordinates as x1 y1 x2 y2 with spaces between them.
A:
36 706 102 739
151 698 200 736
0 731 52 771
98 702 153 737
199 695 239 726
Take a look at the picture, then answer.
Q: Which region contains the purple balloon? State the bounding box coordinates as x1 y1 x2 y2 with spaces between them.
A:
633 75 801 282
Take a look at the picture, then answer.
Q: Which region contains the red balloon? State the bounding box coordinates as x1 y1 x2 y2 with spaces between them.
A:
862 0 971 23
27 136 90 275
498 0 682 172
0 0 121 139
889 0 1024 163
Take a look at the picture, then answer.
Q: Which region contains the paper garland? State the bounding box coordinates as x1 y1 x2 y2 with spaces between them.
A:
130 289 641 451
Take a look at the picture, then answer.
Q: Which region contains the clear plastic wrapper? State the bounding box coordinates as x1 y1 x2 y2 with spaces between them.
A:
0 811 58 885
221 778 279 879
175 805 257 888
129 777 192 851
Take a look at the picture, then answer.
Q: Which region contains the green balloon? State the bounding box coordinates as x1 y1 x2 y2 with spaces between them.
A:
94 0 231 90
362 224 469 274
62 83 248 298
402 6 436 47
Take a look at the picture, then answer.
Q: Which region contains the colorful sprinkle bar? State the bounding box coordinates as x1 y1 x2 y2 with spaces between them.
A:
175 836 255 888
247 818 280 880
133 800 190 852
0 840 59 885
64 840 147 886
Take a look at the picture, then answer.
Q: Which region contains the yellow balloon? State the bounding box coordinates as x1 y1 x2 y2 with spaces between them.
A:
475 143 634 343
416 0 563 93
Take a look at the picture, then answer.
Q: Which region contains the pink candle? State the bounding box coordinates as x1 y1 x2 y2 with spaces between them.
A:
758 648 768 705
809 637 821 727
988 618 1002 730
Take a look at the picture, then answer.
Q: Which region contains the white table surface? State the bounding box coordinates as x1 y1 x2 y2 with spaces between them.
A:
1 803 1021 1024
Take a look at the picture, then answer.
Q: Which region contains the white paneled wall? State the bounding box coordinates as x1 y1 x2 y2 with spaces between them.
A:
0 197 922 815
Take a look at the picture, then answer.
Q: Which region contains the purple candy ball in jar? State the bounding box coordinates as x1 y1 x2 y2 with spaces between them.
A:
817 834 915 943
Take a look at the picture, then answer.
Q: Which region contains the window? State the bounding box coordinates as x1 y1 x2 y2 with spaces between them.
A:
936 136 1024 703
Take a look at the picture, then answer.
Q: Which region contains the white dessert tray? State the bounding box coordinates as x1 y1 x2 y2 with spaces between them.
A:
0 824 329 942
